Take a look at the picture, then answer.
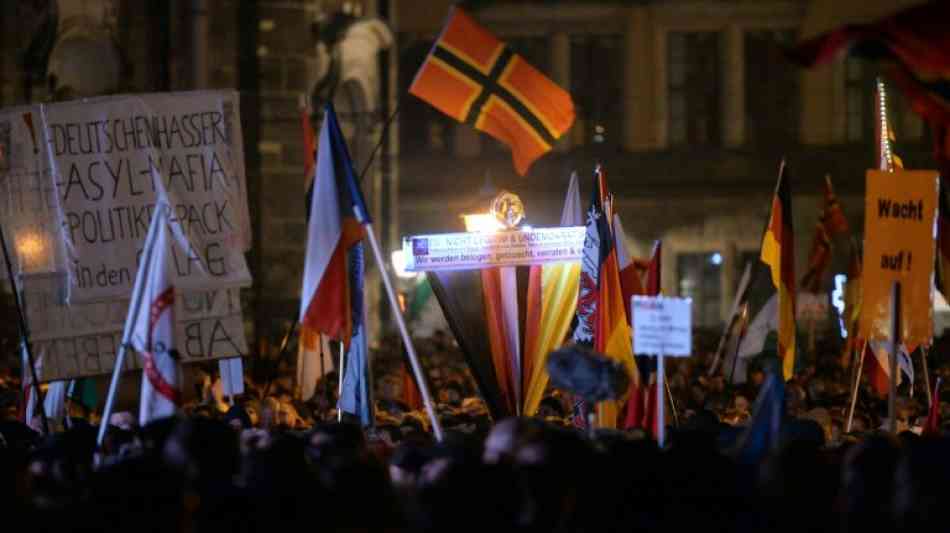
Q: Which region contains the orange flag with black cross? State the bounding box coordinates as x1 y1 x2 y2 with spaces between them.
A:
409 7 575 175
761 161 796 381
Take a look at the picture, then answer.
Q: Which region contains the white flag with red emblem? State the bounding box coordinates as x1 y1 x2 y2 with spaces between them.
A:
123 204 182 425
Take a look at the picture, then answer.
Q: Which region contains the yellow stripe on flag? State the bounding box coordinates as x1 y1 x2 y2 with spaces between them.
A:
523 262 580 416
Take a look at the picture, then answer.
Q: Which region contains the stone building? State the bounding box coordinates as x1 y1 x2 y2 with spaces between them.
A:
0 0 936 345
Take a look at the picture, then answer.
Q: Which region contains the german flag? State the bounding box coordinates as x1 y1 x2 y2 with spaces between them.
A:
761 161 796 381
409 7 575 175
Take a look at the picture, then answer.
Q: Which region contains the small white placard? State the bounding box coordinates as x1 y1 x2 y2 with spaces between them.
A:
402 226 585 272
632 296 692 357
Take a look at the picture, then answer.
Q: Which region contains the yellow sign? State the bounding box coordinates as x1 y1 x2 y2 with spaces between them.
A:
860 170 938 349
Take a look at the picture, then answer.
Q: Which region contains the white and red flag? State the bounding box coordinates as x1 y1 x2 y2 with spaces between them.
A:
125 204 182 425
298 104 370 356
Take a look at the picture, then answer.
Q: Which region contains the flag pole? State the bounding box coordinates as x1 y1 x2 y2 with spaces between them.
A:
845 339 867 434
0 224 49 435
889 281 900 434
922 346 933 408
355 205 443 441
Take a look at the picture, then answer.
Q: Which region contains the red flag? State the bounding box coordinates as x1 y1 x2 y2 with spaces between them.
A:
801 176 849 292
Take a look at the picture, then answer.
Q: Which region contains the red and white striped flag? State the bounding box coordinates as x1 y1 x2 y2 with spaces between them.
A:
127 205 181 425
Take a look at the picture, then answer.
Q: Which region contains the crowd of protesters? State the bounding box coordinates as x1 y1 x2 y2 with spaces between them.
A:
2 327 950 531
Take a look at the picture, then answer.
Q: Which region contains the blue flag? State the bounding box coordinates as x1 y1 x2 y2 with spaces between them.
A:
733 372 785 464
339 242 374 426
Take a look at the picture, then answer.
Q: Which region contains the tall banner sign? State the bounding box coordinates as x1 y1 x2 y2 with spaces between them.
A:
861 170 937 348
0 91 253 381
42 91 252 302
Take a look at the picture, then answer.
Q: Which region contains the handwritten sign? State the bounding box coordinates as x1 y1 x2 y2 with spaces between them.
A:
42 91 252 301
861 170 937 348
632 296 692 357
403 226 585 272
0 105 69 278
21 274 247 381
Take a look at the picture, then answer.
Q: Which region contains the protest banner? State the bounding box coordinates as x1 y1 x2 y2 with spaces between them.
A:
0 105 68 278
403 226 585 272
41 90 252 301
860 170 937 349
21 274 247 382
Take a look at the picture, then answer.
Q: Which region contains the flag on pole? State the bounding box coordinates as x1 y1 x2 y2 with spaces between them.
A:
409 7 575 175
130 205 182 425
801 175 848 292
299 103 370 349
573 167 637 428
862 340 914 398
300 103 372 420
760 162 796 380
522 173 582 416
297 102 332 401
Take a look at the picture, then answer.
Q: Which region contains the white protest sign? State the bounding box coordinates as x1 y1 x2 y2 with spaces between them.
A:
0 105 69 278
403 226 585 272
41 90 252 301
632 296 692 357
22 275 247 381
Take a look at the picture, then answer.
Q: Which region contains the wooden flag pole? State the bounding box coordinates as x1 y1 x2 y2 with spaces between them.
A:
845 339 867 434
921 346 933 408
0 224 49 435
889 281 901 434
356 205 444 441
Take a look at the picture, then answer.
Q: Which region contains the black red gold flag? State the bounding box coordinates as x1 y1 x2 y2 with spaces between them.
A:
760 161 796 381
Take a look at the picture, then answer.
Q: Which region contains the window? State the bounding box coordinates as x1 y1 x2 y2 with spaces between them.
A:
677 252 722 327
668 32 721 147
745 29 799 147
570 34 623 146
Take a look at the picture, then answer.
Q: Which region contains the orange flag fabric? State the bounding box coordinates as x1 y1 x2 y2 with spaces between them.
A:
409 7 575 175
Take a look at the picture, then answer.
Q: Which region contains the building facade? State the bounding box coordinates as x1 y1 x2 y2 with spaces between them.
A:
0 0 935 344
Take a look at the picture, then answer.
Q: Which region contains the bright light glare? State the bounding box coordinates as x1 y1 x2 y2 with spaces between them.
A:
462 213 504 233
710 252 723 266
390 249 418 279
832 274 847 338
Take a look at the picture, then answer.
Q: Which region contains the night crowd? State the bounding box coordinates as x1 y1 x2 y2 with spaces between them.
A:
2 328 950 532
